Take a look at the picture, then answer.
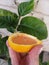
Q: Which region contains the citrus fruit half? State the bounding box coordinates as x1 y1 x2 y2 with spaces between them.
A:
8 33 42 53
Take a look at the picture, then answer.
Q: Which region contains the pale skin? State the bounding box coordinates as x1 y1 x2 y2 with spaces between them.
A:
6 41 42 65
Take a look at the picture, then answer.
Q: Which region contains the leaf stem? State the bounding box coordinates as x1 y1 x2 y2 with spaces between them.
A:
14 16 21 32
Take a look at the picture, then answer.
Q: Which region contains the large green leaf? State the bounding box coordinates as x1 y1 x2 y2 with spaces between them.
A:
17 16 48 40
18 0 34 16
0 9 19 32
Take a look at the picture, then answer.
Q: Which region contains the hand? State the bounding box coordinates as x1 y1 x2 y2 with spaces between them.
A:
6 41 42 65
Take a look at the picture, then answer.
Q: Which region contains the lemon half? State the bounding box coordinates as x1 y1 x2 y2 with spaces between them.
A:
8 33 42 53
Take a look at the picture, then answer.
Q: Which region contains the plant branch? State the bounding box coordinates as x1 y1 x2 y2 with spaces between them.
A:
14 16 22 32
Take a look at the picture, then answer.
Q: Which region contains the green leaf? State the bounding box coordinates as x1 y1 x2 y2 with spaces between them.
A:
17 16 48 40
0 9 19 32
0 36 9 58
18 0 34 16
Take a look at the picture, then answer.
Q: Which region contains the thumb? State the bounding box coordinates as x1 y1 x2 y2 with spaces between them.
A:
20 45 42 65
29 45 43 56
26 45 43 65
